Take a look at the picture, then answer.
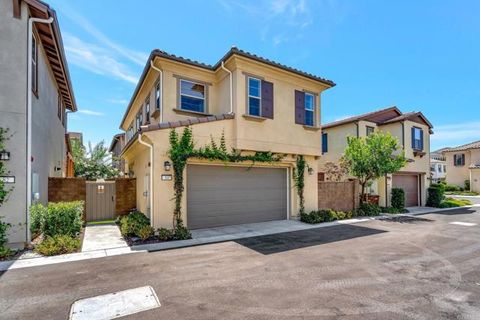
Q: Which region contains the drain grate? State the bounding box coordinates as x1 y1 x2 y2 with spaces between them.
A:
69 286 160 320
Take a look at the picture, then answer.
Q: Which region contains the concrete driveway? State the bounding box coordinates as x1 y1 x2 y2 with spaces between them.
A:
1 207 480 319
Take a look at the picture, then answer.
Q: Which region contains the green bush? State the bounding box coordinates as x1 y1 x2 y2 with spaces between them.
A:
439 197 472 208
30 203 47 236
443 183 462 192
426 184 445 207
35 235 80 256
157 228 173 241
356 203 381 216
138 226 154 241
43 201 83 238
464 180 471 191
173 222 192 240
301 209 352 224
381 207 408 214
0 216 12 258
391 188 405 209
119 211 150 237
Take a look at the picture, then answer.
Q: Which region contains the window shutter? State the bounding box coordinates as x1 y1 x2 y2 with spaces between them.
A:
411 127 415 149
420 129 424 150
261 80 274 119
462 154 465 165
294 90 305 124
454 154 457 165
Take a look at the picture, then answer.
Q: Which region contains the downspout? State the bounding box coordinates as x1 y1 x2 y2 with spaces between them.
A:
221 61 233 114
26 16 54 244
138 132 154 227
149 60 163 123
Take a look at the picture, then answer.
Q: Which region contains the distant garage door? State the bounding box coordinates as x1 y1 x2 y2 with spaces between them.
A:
187 165 288 229
392 174 419 207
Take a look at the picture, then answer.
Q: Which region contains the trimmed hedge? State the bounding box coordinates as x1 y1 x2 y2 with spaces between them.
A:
391 188 405 209
439 197 472 208
426 184 445 207
31 201 83 238
119 211 150 237
355 203 381 217
35 235 80 256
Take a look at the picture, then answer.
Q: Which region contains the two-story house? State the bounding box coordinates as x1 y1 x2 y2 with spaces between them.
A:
119 47 335 230
430 148 448 183
0 0 76 248
109 133 126 173
443 141 480 192
318 107 433 207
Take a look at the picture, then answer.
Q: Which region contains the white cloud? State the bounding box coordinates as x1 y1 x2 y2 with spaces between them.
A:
77 109 104 116
431 122 480 142
107 98 129 105
63 33 138 84
56 2 147 66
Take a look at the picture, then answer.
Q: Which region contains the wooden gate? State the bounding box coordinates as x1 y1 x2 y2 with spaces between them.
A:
86 180 116 221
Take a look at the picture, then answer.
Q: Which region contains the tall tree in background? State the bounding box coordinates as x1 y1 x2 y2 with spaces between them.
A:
341 131 406 203
71 139 119 180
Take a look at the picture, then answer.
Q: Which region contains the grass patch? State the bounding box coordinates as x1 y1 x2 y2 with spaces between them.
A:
439 197 473 208
445 191 480 196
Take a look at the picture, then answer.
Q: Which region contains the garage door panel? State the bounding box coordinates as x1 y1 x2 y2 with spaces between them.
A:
393 174 419 207
187 165 287 229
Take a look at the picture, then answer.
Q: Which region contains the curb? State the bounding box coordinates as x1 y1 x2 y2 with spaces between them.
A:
1 205 477 272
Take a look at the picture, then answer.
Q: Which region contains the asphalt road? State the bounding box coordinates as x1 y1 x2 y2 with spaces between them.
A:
1 207 480 320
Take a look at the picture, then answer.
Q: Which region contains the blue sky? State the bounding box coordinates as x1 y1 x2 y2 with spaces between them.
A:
50 0 480 151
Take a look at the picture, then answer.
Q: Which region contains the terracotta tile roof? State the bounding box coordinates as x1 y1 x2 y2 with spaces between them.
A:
139 113 235 133
322 106 401 129
444 140 480 152
381 111 433 129
120 47 335 129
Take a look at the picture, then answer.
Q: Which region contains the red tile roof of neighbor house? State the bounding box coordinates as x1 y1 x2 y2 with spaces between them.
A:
120 47 335 129
139 113 235 133
322 106 433 129
443 140 480 152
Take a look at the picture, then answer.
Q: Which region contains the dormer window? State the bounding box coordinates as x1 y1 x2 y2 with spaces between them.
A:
180 79 206 113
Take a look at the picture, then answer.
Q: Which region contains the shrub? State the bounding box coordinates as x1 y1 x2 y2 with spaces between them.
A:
391 188 405 209
119 211 150 237
426 184 445 208
157 228 173 241
381 207 408 214
35 235 80 256
439 197 472 208
30 203 47 236
464 180 471 191
443 183 461 192
301 209 340 224
355 203 381 216
138 226 154 241
0 216 12 258
43 201 83 238
173 221 192 240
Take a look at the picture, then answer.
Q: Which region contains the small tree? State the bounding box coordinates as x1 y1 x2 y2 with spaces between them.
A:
341 131 406 203
71 139 119 179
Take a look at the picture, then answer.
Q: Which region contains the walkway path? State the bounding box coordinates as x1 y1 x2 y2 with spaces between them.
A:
81 224 128 252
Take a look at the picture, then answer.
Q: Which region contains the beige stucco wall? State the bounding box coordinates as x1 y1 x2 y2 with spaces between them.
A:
318 122 357 170
471 168 480 192
445 151 471 187
123 120 319 229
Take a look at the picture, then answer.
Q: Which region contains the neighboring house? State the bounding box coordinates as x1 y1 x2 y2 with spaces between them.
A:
430 148 448 183
319 107 433 207
109 133 126 173
443 140 480 192
0 0 76 248
68 131 83 145
119 47 335 230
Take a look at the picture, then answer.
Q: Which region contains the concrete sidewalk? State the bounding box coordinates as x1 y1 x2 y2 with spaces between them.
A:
81 224 128 252
1 205 478 272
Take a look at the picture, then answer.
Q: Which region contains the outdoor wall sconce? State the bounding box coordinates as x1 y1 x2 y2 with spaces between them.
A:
0 150 10 161
54 166 62 172
307 167 314 175
164 161 171 171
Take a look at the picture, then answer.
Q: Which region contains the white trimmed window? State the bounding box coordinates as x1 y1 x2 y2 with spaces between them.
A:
180 79 205 112
248 77 261 116
304 93 315 126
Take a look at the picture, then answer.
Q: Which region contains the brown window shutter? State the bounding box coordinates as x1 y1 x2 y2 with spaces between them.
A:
261 80 274 119
295 90 305 124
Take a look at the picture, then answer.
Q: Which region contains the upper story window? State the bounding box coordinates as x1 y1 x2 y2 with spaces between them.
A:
443 165 446 172
32 35 38 95
135 113 140 131
304 93 315 126
180 79 205 113
322 133 328 153
438 164 442 172
430 165 435 172
145 98 150 124
248 77 261 116
454 154 465 166
366 126 375 136
411 127 424 150
155 81 161 110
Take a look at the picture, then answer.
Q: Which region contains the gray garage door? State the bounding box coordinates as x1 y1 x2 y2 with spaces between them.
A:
187 165 288 229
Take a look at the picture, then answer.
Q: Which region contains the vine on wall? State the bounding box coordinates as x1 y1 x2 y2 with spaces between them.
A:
168 127 284 228
293 155 306 215
0 128 12 257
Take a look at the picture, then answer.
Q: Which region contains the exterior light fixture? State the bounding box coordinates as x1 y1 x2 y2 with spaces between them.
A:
0 150 10 161
164 161 171 171
308 167 314 175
